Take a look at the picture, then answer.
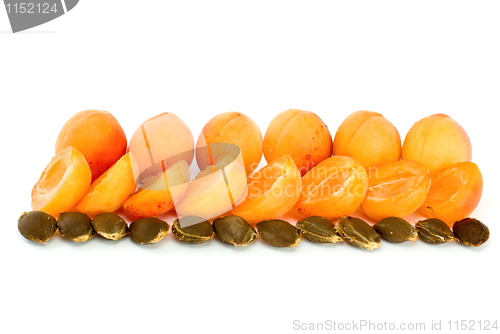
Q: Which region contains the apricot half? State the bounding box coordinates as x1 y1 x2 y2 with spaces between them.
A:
196 112 263 177
123 160 190 220
333 110 401 169
76 153 138 217
294 156 368 220
56 110 127 182
264 109 332 175
361 160 431 221
231 155 302 225
174 155 248 221
418 162 483 226
402 114 472 173
31 147 91 218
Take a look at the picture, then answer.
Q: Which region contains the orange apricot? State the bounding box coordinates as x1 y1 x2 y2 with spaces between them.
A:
263 109 332 176
128 112 194 182
361 160 431 221
402 114 472 173
418 162 483 226
123 160 190 220
332 110 401 169
76 153 138 217
31 147 92 218
231 155 302 225
196 112 263 177
55 110 127 182
294 156 368 220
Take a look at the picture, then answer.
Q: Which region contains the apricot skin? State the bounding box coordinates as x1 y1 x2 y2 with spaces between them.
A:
402 114 472 173
333 110 401 169
196 112 263 177
56 110 127 182
418 162 482 226
128 113 194 181
264 109 332 175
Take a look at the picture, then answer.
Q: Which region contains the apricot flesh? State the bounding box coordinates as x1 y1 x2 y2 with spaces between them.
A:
333 110 401 169
31 147 92 218
419 162 482 226
196 112 263 177
76 153 138 217
402 113 472 173
361 160 431 221
231 155 302 225
264 109 332 175
56 110 127 182
294 156 368 220
123 160 190 220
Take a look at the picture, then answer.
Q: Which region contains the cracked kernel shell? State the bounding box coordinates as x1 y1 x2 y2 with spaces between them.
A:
335 216 381 250
296 216 342 243
172 217 214 244
415 218 454 244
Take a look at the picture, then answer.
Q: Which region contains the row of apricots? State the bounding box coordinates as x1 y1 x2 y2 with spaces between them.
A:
31 109 481 227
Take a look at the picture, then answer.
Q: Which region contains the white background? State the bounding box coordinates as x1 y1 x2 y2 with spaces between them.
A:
1 1 499 333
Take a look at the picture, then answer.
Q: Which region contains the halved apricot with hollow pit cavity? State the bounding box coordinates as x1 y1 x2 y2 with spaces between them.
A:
418 162 482 226
231 155 302 225
31 147 92 218
294 156 368 221
361 160 431 221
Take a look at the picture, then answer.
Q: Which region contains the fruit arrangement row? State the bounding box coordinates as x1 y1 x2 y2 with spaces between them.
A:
26 108 484 245
18 211 489 248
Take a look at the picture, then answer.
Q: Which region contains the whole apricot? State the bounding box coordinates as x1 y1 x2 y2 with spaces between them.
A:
402 114 472 173
264 109 332 175
55 110 127 182
128 113 194 181
333 110 401 169
196 112 263 177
